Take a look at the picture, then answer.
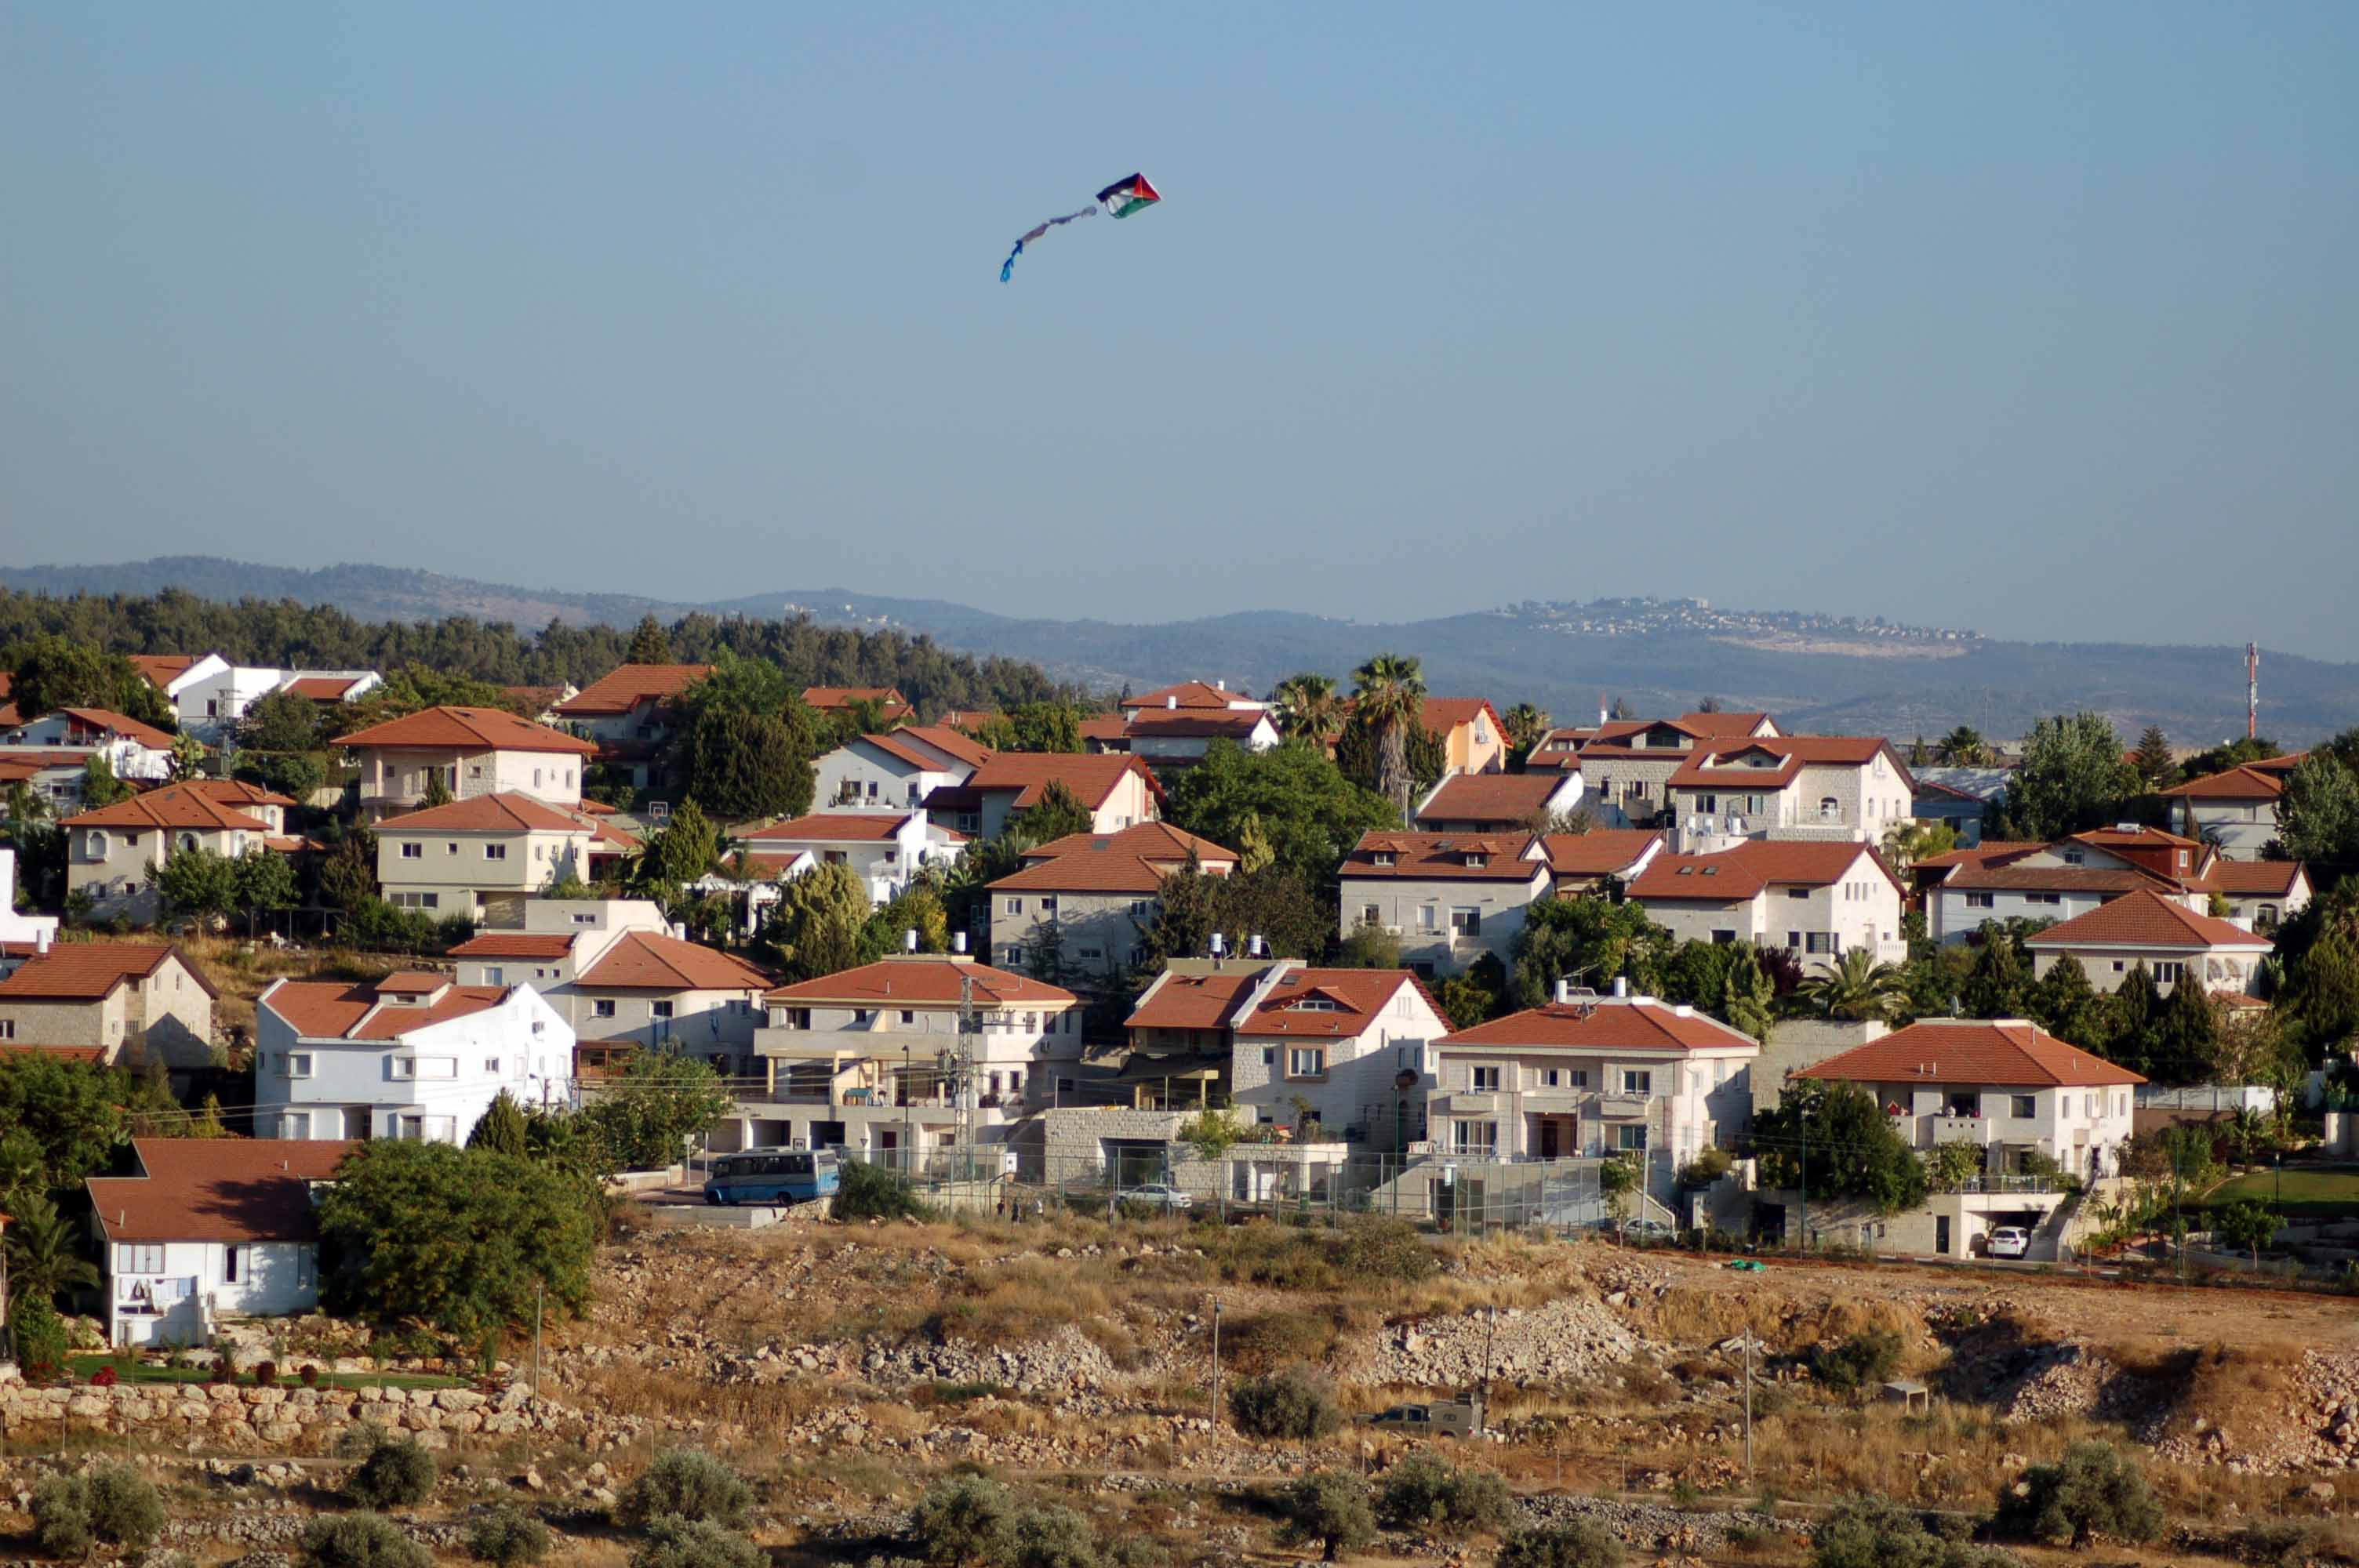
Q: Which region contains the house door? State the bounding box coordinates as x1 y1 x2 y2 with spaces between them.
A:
1539 1120 1560 1160
1936 1215 1952 1256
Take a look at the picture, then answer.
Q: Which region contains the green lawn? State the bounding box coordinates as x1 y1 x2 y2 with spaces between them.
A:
2200 1167 2359 1222
66 1355 463 1391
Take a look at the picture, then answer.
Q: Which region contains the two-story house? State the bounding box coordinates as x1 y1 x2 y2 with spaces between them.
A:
1429 986 1759 1186
1413 771 1584 833
1122 709 1282 771
60 782 294 924
802 687 915 726
0 750 96 816
1528 710 1781 786
2205 860 2310 931
989 822 1239 981
1418 699 1509 776
87 1138 354 1348
1523 829 1666 896
1663 737 1916 851
553 664 713 789
1921 826 2222 944
2 707 178 782
814 725 993 811
924 754 1165 840
0 940 217 1071
375 793 634 924
1226 964 1448 1147
339 705 597 820
2160 753 2308 858
734 954 1080 1159
1118 681 1265 721
255 971 576 1143
1627 839 1907 964
158 655 384 742
1339 832 1551 976
562 930 772 1080
2022 889 2272 997
734 811 965 905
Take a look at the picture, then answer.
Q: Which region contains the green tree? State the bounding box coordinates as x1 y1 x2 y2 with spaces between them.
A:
31 1462 165 1556
1349 652 1427 821
300 1512 432 1568
910 1474 1017 1566
1750 1080 1928 1216
238 688 330 752
867 883 951 956
1274 1470 1376 1563
2213 1197 2282 1267
0 1051 133 1191
315 1142 596 1337
1132 854 1223 970
1229 1365 1343 1439
1812 1495 2003 1568
347 1432 438 1508
1019 779 1094 844
318 827 380 912
465 1504 552 1566
627 615 674 664
233 846 300 932
1497 1523 1623 1568
1501 702 1551 765
1797 949 1906 1022
1514 896 1673 1006
761 861 870 982
634 799 723 894
1163 739 1396 887
1959 924 2030 1018
1993 1443 2161 1548
80 751 133 808
1720 947 1777 1042
1926 1140 1986 1192
681 706 819 822
157 842 240 923
3 1189 102 1306
2029 955 2104 1047
1935 726 1993 767
2273 753 2359 864
1880 819 1957 873
1333 920 1401 969
2131 724 2176 789
2004 713 2138 840
8 1291 70 1374
467 1089 531 1156
1003 701 1086 753
582 1051 736 1171
1376 1451 1514 1534
1438 953 1507 1029
166 728 209 781
241 747 328 804
5 633 172 726
420 768 456 808
617 1450 752 1529
1270 673 1345 747
2148 977 2218 1086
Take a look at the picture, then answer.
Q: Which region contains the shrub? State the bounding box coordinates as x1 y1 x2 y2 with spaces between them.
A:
346 1432 438 1508
1379 1451 1514 1534
617 1450 754 1530
1677 1148 1734 1188
1994 1442 2161 1548
837 1160 932 1221
91 1363 120 1387
1812 1496 2021 1568
255 1359 279 1386
1334 1218 1438 1283
2237 1521 2317 1568
302 1512 433 1568
1227 1364 1342 1441
631 1515 765 1568
1812 1330 1903 1393
1226 1309 1341 1374
31 1462 166 1555
1275 1470 1376 1563
1496 1521 1625 1568
911 1473 1018 1566
301 1363 324 1387
1011 1504 1100 1568
9 1293 69 1377
468 1504 554 1565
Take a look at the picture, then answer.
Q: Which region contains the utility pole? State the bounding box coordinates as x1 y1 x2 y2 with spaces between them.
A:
533 1279 544 1400
1797 1100 1809 1254
1209 1298 1222 1428
1743 1332 1755 1484
1482 1306 1498 1417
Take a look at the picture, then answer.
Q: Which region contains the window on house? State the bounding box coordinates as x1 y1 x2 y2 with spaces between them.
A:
1005 898 1023 915
1358 903 1381 927
1262 1047 1278 1065
1614 1125 1648 1152
1452 1120 1498 1154
781 1007 811 1029
1540 1069 1561 1087
533 768 543 788
0 1022 12 1041
2154 961 2184 985
1818 797 1840 822
224 1245 243 1283
852 1008 873 1025
1450 908 1481 936
1787 930 1801 949
1965 892 1995 909
285 1052 313 1079
400 842 423 859
1471 1065 1501 1091
118 1243 165 1274
1002 947 1026 968
1805 932 1837 954
1787 887 1808 900
485 843 507 861
1710 929 1736 945
485 1057 501 1075
2062 848 2085 865
1288 1047 1325 1077
1039 896 1058 916
651 1001 674 1020
445 842 459 855
2010 1094 2037 1118
593 999 617 1018
1371 851 1395 867
1417 906 1438 930
2026 892 2060 905
1621 1070 1652 1095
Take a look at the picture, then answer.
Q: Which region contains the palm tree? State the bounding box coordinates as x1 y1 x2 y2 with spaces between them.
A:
4 1192 100 1308
1797 949 1906 1021
1881 819 1957 873
1501 702 1551 760
1936 726 1992 767
1351 653 1427 820
1270 673 1343 747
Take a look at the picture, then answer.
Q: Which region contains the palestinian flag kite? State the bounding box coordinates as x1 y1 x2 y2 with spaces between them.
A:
1000 172 1162 283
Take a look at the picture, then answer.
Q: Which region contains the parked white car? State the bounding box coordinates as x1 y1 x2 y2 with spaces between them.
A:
1985 1226 2031 1259
1123 1182 1194 1212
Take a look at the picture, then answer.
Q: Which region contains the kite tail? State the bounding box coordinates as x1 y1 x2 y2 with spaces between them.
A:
998 203 1098 281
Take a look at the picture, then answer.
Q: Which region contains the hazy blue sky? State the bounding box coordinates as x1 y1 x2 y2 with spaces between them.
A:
4 4 2355 656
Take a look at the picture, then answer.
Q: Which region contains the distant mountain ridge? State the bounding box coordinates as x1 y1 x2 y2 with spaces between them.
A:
5 556 2354 746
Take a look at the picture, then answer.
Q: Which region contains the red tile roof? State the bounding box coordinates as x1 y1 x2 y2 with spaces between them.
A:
1667 736 1911 790
1125 970 1267 1032
184 779 297 810
554 664 713 717
89 1138 357 1245
339 706 595 755
763 957 1074 1007
860 731 956 771
1236 967 1435 1036
1027 822 1236 862
996 822 1238 895
1916 842 2048 874
55 708 177 749
1342 832 1551 883
739 811 927 844
1124 710 1273 740
577 931 772 991
1533 829 1664 877
0 942 217 1000
2161 757 2306 801
2023 888 2271 952
801 686 912 720
376 793 602 835
1418 699 1504 741
898 724 993 768
1415 773 1576 826
1797 1020 2144 1088
62 782 274 834
262 978 513 1040
2070 825 2203 852
126 655 199 688
282 675 372 701
958 753 1166 811
1629 840 1899 902
1942 866 2160 895
447 933 578 960
1439 997 1758 1052
1125 681 1256 711
2205 860 2305 897
500 684 570 713
0 1042 107 1063
374 970 449 995
1677 710 1776 736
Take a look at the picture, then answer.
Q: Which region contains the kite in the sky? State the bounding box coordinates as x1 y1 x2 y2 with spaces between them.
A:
1000 173 1161 282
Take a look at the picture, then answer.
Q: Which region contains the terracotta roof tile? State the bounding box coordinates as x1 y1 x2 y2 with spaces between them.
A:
1415 773 1577 826
89 1138 357 1244
0 942 217 1000
801 687 912 719
1342 832 1551 883
62 782 274 834
1916 842 2047 873
2023 888 2271 951
262 978 513 1040
1942 866 2160 895
1677 710 1776 735
1027 822 1236 862
958 753 1165 811
554 664 713 717
1237 968 1437 1036
897 724 993 768
576 931 772 992
376 793 602 835
1124 681 1256 711
2205 860 2305 896
53 708 177 749
1533 829 1664 877
281 675 372 701
2161 759 2305 801
0 1042 107 1063
1797 1020 2143 1088
1667 735 1911 790
739 811 925 844
447 933 578 960
185 779 297 810
1439 997 1758 1051
1125 971 1265 1032
763 957 1074 1007
126 655 198 688
1630 840 1900 902
338 706 594 755
1124 710 1273 740
1417 699 1503 740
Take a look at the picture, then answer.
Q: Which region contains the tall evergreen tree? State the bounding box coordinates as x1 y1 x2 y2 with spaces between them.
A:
2131 725 2177 789
467 1090 530 1156
626 615 673 664
1960 926 2030 1018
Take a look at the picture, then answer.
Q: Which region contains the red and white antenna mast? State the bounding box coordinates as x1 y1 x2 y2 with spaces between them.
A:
2247 642 2259 740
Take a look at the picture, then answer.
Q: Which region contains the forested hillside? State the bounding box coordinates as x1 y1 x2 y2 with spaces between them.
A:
0 587 1078 719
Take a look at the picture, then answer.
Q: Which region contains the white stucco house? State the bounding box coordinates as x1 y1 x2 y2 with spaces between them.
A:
374 791 637 924
2021 889 2273 997
87 1138 355 1347
924 754 1165 840
2160 753 2307 858
734 811 967 906
337 704 597 820
814 725 993 811
988 822 1239 982
1413 771 1585 833
1337 831 1553 977
1627 838 1908 965
158 655 383 742
254 971 576 1144
2 707 178 782
1225 964 1449 1148
0 848 60 949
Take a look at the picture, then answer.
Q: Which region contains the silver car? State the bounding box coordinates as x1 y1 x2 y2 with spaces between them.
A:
1124 1182 1194 1211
